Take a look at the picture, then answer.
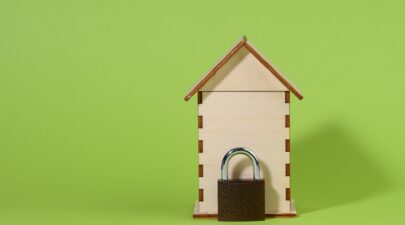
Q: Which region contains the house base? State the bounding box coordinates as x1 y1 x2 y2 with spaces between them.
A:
192 200 297 218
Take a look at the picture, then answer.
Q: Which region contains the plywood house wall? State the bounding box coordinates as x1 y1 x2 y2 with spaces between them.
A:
185 37 303 217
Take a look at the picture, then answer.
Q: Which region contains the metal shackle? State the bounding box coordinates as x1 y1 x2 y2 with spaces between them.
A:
220 147 261 180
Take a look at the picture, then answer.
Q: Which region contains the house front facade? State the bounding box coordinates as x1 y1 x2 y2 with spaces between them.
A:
185 37 303 217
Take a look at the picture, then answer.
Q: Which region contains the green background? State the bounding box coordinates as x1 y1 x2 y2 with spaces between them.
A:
1 0 404 224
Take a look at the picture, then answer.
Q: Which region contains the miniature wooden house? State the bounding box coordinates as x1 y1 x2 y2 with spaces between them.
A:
184 37 303 217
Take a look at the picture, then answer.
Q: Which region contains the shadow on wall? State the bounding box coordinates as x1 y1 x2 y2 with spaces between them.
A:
293 122 396 213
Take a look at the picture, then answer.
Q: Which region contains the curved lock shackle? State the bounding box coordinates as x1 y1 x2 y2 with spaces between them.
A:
221 147 261 180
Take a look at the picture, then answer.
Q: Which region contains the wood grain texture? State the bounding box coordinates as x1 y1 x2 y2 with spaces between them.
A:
184 38 303 101
200 47 288 92
198 92 291 214
243 42 303 100
184 40 245 101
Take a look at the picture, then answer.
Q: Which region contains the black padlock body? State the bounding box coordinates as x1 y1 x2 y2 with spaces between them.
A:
218 179 265 221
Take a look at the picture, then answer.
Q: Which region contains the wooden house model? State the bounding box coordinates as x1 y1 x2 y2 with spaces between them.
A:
184 36 303 218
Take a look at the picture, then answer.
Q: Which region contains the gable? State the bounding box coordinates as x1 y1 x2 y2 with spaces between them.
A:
200 46 288 91
184 37 303 101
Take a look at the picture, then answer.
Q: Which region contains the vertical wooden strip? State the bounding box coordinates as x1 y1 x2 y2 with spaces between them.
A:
197 91 202 104
285 115 290 127
286 164 290 176
285 91 290 103
199 164 203 177
286 188 291 200
285 139 290 152
198 116 203 128
198 140 203 153
199 189 204 201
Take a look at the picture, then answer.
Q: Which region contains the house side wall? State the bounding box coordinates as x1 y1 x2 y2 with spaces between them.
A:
200 47 288 92
197 91 291 214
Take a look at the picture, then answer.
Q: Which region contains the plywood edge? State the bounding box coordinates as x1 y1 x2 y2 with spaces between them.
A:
198 189 204 201
193 214 297 218
198 140 203 153
198 164 203 177
193 200 297 218
198 116 203 128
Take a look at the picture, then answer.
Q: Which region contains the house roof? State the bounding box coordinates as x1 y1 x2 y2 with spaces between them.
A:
184 36 303 101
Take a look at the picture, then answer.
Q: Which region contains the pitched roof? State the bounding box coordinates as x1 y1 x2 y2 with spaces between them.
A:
184 36 303 101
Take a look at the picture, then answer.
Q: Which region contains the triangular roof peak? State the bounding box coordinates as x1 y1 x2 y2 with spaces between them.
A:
184 36 303 101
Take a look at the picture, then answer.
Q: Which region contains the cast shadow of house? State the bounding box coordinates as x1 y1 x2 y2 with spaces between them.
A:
292 122 396 213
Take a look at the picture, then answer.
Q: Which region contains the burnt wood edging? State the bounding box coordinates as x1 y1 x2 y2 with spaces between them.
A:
198 116 203 128
184 38 304 101
199 164 203 177
193 213 297 218
199 189 204 201
198 140 203 153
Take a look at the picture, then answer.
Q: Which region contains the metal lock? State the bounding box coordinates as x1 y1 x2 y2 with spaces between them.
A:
218 147 265 221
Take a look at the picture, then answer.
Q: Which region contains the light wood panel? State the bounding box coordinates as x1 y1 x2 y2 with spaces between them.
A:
183 38 304 101
200 47 288 92
197 92 291 214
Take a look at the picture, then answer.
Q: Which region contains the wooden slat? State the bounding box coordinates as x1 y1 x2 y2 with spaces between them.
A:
285 115 290 127
286 139 290 152
198 140 203 153
199 164 204 177
286 164 290 176
198 116 203 128
286 188 291 200
199 189 204 201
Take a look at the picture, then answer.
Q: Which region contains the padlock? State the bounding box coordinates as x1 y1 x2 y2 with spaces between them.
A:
217 147 265 221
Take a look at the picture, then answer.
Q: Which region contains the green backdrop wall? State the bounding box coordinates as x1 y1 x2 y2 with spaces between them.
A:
1 0 404 224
